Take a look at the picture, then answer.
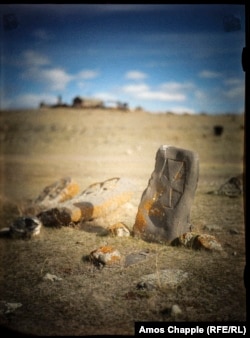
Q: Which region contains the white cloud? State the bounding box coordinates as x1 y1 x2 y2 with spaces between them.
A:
194 89 208 100
122 82 187 102
77 70 100 80
139 91 185 101
32 29 53 41
5 93 57 109
223 85 244 100
223 77 243 86
167 106 196 114
125 71 148 80
160 81 194 91
199 70 222 78
193 81 244 113
40 68 73 90
76 81 88 90
20 50 100 91
22 67 73 91
123 83 149 94
222 77 245 100
22 50 50 67
93 92 118 101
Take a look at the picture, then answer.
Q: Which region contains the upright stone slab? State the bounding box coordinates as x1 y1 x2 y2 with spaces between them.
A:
133 145 199 243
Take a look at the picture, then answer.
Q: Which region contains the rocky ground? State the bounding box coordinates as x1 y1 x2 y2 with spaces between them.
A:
0 108 246 335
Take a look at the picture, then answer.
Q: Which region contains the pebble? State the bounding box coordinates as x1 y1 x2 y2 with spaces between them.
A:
0 301 22 315
43 273 63 282
171 304 182 317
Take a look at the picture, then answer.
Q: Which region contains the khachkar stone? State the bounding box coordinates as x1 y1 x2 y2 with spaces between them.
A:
24 177 80 215
133 145 199 243
38 177 136 227
34 176 80 207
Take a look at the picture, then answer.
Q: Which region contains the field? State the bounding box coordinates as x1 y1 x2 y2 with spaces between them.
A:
0 108 246 335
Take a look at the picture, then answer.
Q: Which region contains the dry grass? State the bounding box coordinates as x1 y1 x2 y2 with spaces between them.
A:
0 108 246 335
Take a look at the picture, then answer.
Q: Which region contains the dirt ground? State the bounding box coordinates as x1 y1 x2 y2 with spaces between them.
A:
0 108 246 335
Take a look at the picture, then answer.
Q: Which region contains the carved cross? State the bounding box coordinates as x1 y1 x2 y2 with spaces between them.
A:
159 159 186 209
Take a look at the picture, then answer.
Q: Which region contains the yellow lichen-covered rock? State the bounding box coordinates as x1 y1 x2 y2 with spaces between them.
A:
34 177 80 207
38 177 136 227
89 246 122 265
107 222 131 237
133 145 199 243
172 232 223 251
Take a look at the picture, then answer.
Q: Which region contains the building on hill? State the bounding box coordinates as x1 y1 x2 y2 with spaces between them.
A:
105 101 129 111
72 96 104 109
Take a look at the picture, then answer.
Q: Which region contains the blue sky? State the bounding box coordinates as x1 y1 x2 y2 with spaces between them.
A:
0 4 246 114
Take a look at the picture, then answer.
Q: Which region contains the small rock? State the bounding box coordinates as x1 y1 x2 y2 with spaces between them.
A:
0 227 11 237
37 207 71 228
213 125 224 136
136 281 155 291
194 234 223 251
207 175 243 197
229 228 239 235
172 232 223 251
89 246 122 266
171 304 182 317
43 273 63 282
9 216 42 239
107 222 131 237
124 250 150 267
0 301 22 315
203 224 222 232
173 232 198 248
138 269 189 289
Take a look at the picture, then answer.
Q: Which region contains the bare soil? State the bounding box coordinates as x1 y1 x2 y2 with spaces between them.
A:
0 108 246 335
